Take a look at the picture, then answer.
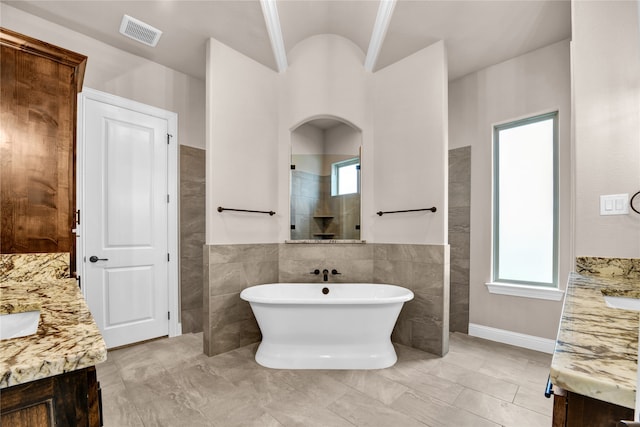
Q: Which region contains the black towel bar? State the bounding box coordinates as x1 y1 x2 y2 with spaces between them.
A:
217 206 275 216
376 207 437 216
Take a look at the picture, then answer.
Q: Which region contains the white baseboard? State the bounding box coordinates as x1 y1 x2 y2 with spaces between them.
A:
468 323 555 354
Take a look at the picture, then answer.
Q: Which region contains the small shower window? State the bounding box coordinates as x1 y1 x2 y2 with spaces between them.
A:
331 158 360 196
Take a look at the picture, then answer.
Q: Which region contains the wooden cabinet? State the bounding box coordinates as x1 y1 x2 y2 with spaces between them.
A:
0 28 86 273
553 390 634 427
0 366 101 427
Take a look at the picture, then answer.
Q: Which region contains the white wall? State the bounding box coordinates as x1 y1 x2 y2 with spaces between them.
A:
325 124 361 156
277 35 374 242
0 3 205 150
449 40 571 340
205 38 279 244
573 0 640 257
209 33 449 245
373 41 448 245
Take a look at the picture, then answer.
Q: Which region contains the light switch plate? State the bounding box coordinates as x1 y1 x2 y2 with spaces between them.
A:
600 194 629 215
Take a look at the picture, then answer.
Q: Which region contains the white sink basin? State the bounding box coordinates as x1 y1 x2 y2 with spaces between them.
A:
604 296 640 311
0 310 40 340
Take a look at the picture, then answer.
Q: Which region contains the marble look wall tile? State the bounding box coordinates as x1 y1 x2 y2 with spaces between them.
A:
0 253 70 281
449 232 471 260
448 147 470 335
576 257 640 279
180 308 202 336
180 146 205 334
410 318 449 357
279 243 327 261
449 146 472 184
374 243 445 264
450 257 470 284
278 259 373 284
449 207 470 233
209 244 278 264
181 231 205 261
449 182 471 208
400 292 444 323
278 243 373 283
209 263 248 296
209 293 253 328
204 243 277 356
374 244 449 356
180 264 203 309
205 295 261 354
205 242 447 358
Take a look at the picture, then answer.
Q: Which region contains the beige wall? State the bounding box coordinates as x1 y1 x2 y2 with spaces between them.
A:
373 41 449 245
1 3 205 151
573 0 640 257
278 35 374 242
206 38 280 244
449 40 571 340
209 34 449 246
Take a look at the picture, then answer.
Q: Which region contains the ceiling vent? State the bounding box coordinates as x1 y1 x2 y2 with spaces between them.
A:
119 14 162 47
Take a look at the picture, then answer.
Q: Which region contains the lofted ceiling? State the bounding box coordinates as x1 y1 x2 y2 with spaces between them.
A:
3 0 571 82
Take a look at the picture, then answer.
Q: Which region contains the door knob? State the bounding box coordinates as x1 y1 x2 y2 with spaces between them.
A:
89 256 108 263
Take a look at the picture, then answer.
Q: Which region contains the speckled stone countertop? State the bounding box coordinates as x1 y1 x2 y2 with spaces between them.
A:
0 278 107 388
550 272 639 408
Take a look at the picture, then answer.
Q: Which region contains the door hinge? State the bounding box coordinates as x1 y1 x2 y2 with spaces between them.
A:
167 253 170 262
76 275 81 289
167 194 170 203
75 209 81 225
168 311 170 320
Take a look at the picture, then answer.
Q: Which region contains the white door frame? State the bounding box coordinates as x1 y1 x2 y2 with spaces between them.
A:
77 87 181 339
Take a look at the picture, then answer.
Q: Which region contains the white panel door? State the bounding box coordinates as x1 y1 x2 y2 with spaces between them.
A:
83 97 170 348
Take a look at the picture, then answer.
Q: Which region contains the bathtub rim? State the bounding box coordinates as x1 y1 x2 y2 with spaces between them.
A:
240 283 414 305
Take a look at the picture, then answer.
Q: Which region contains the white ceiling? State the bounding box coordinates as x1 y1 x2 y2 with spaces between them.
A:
4 0 571 82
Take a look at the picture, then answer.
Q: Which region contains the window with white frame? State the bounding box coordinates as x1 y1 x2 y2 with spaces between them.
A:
331 157 359 196
493 112 558 287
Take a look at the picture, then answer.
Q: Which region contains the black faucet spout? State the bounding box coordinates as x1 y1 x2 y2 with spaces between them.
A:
322 269 329 282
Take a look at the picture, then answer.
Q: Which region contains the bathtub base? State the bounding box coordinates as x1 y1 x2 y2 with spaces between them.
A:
254 341 398 370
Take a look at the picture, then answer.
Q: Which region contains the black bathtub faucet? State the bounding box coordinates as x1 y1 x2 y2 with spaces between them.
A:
310 268 340 282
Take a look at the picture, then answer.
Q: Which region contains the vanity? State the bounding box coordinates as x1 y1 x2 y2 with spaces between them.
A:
0 254 107 427
550 258 640 426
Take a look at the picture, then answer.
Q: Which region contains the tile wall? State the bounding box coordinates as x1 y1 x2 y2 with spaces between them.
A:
448 146 471 333
374 244 450 356
278 243 373 283
180 146 206 333
203 244 279 356
290 170 323 240
204 242 449 357
290 171 360 240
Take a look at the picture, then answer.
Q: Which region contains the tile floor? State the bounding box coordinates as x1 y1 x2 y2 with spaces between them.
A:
96 332 553 426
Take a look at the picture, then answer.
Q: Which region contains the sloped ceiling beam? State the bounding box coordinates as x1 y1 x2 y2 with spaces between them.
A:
260 0 288 72
364 0 397 72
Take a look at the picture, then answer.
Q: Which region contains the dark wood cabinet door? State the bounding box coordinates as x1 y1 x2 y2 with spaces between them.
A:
1 367 100 427
0 28 86 273
563 391 634 427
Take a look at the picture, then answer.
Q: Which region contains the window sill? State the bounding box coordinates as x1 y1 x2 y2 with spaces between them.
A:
485 282 565 301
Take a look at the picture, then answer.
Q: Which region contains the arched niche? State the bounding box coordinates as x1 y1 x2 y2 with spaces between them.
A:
290 115 362 241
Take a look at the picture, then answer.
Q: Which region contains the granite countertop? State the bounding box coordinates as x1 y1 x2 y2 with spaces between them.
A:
550 272 639 409
0 278 107 388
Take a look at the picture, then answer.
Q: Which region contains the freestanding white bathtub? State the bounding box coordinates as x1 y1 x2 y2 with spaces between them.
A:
240 283 414 370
